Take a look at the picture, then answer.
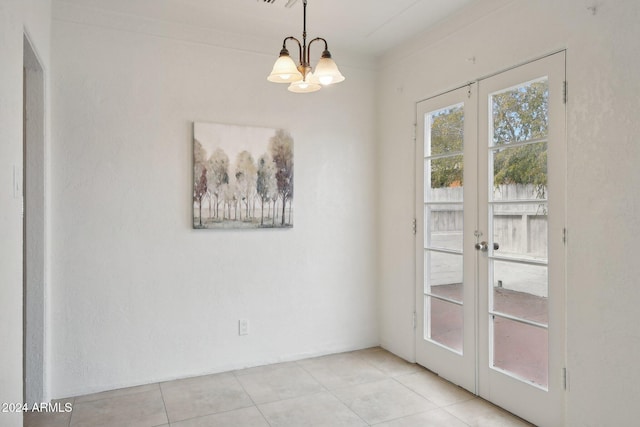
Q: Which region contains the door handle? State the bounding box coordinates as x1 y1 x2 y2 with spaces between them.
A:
475 242 500 252
475 241 488 252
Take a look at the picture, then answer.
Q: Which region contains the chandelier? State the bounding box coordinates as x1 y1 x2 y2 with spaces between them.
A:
267 0 345 93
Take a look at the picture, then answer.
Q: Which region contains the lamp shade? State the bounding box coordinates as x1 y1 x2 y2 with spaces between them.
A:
314 55 345 85
267 51 303 83
288 72 321 93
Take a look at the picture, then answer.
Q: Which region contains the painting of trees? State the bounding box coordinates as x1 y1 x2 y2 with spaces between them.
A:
269 129 294 226
194 168 207 227
193 123 294 229
234 151 257 220
256 153 277 226
207 148 229 219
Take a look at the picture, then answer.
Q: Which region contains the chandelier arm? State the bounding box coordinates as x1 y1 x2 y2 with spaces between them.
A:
282 36 302 63
307 37 329 61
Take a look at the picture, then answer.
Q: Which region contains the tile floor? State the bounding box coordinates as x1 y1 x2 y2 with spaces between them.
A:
24 347 533 427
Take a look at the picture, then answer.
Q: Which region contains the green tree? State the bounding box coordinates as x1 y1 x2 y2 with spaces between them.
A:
428 81 549 196
492 81 548 196
430 106 464 188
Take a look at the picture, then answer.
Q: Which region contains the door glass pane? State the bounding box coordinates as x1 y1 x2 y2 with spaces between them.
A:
491 79 548 146
425 251 463 302
426 251 463 298
426 156 464 202
493 317 548 388
493 260 548 325
427 104 464 156
427 296 463 353
492 203 548 260
491 142 547 201
425 204 463 251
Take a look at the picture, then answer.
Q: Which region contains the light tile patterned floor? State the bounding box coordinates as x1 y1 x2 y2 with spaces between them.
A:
24 347 533 427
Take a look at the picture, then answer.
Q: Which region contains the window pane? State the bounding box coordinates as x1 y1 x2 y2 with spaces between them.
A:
491 79 548 146
425 204 463 251
427 296 463 353
493 317 548 388
426 104 464 156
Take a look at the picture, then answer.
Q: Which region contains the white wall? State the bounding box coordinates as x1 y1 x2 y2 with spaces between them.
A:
50 4 378 398
0 0 51 425
377 0 640 425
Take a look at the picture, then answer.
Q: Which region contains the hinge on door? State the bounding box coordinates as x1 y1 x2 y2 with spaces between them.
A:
412 218 417 235
412 123 417 143
563 81 568 104
562 227 567 244
413 311 417 330
562 367 569 390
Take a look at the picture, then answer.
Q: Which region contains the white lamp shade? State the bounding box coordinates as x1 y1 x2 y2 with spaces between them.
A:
288 72 321 93
267 55 303 83
314 56 345 85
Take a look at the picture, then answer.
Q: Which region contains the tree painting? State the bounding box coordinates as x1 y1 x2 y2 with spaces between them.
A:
193 123 294 229
269 130 294 226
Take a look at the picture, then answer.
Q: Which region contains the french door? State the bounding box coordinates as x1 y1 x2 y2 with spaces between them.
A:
416 52 566 426
415 84 478 393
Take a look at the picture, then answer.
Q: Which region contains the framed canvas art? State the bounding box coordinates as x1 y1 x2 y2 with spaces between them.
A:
193 122 294 229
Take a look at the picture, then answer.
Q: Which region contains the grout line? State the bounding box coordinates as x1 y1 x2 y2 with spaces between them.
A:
67 397 74 427
439 401 475 427
294 360 329 394
233 372 259 407
253 403 274 427
157 382 170 426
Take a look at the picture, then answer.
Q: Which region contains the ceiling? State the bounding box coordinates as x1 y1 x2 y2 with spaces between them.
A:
57 0 478 58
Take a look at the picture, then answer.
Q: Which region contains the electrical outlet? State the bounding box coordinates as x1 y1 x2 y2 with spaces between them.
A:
239 319 249 336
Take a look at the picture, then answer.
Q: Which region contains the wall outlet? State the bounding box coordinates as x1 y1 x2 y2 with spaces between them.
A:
239 319 249 336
